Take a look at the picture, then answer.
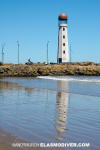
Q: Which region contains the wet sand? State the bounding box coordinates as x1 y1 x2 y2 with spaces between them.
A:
0 78 100 150
0 129 62 150
0 128 31 150
0 129 45 150
0 129 44 150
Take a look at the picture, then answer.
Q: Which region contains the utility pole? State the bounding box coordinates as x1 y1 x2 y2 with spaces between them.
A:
1 43 5 64
70 44 72 63
17 40 20 64
47 41 50 64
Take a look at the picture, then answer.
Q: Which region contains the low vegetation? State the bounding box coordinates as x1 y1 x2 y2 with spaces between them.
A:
0 62 100 77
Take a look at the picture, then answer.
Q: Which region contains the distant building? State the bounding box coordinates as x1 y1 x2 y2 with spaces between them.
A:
57 13 69 63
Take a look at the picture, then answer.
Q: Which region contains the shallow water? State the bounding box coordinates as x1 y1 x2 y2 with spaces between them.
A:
0 76 100 149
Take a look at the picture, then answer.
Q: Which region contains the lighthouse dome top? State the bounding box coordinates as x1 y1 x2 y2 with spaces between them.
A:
58 13 68 20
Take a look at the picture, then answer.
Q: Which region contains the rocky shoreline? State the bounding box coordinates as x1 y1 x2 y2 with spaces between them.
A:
0 62 100 77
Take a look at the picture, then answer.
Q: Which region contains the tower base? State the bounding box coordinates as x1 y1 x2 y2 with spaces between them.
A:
57 58 62 63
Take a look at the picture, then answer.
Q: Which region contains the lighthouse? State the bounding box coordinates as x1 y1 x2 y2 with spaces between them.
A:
57 13 69 63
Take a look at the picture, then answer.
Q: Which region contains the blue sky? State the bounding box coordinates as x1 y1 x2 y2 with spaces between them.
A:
0 0 100 63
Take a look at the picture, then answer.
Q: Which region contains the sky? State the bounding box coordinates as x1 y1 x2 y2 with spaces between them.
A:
0 0 100 64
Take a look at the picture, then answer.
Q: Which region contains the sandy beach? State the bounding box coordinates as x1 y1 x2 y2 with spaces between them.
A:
0 129 48 150
0 129 65 150
0 128 24 150
0 77 100 150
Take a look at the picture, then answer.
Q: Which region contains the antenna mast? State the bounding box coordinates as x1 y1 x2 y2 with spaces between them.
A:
70 44 72 63
47 41 50 64
1 43 5 63
17 40 20 64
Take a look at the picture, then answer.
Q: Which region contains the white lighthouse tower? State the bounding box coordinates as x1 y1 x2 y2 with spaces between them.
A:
57 13 69 63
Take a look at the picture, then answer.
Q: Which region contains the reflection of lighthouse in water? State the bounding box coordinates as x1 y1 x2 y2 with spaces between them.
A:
55 80 69 141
